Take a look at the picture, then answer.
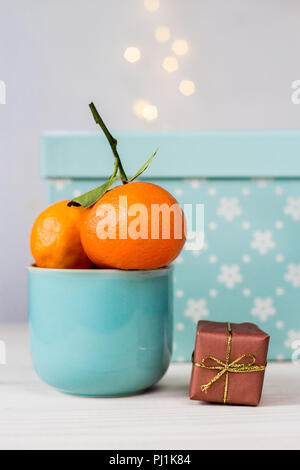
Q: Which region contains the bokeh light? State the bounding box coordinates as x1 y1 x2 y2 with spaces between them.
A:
142 104 158 121
162 56 179 73
124 46 141 63
179 80 196 96
133 99 150 118
172 39 189 56
144 0 160 12
155 26 171 43
133 100 158 121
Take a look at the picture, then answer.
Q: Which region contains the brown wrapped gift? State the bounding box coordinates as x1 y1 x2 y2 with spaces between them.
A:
189 321 270 406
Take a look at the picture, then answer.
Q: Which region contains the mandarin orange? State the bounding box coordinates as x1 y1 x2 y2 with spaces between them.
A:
80 182 186 270
30 200 93 269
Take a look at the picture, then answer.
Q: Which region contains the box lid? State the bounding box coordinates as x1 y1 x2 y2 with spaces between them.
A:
41 130 300 179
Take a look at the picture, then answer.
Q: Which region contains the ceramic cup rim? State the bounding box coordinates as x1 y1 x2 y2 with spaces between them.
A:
26 264 174 278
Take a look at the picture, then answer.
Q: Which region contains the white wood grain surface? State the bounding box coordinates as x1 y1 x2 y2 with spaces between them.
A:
0 324 299 450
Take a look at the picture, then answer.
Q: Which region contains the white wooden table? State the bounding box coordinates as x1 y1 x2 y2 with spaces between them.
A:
0 324 299 450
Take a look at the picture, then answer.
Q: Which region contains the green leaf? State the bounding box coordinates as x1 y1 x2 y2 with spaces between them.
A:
68 163 118 208
67 103 159 209
128 149 158 182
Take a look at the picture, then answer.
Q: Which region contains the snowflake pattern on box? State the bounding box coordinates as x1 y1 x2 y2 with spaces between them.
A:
47 177 300 362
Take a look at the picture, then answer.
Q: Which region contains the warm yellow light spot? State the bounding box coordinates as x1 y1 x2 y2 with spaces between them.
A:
142 104 158 121
179 80 195 96
133 100 158 121
172 39 189 56
144 0 160 12
124 47 141 63
162 56 179 73
133 99 150 118
155 26 170 43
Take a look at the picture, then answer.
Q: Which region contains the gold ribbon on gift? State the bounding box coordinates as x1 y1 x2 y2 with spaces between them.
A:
192 322 266 404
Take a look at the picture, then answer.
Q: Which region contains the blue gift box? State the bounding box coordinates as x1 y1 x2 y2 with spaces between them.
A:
41 130 300 362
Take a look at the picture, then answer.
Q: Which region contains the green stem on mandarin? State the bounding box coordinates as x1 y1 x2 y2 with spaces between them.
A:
89 102 128 184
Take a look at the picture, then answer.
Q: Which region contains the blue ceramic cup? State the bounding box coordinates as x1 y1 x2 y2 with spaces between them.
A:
27 266 173 396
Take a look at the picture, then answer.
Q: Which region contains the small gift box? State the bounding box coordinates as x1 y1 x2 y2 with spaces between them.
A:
190 321 270 406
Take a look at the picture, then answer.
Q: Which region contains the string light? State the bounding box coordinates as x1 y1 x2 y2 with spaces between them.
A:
142 104 158 121
155 26 171 43
124 47 141 63
162 56 179 73
172 39 189 56
144 0 160 12
179 80 195 96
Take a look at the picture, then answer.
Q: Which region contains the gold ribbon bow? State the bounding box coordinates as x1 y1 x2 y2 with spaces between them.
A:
192 322 266 404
